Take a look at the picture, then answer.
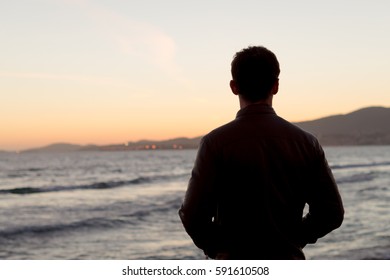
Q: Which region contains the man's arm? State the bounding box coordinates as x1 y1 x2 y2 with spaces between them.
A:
300 145 344 246
178 136 218 257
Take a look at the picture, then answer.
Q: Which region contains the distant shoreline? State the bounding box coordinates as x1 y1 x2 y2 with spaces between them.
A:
2 106 390 153
0 142 390 155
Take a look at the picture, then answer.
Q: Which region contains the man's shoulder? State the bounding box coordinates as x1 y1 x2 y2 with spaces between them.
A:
203 113 320 149
276 116 321 146
278 116 317 137
203 119 238 140
207 114 315 136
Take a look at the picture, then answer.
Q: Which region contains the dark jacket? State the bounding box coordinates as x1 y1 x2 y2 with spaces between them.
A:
179 104 344 259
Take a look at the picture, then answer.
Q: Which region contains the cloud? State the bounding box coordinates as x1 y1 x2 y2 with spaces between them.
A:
7 0 188 87
116 26 178 74
64 0 183 80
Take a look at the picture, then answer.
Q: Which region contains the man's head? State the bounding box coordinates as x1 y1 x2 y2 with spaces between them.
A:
230 46 280 103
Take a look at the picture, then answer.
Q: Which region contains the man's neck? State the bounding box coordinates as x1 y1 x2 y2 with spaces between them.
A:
239 95 273 109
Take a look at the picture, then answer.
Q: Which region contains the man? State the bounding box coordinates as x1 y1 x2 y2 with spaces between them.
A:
179 46 344 259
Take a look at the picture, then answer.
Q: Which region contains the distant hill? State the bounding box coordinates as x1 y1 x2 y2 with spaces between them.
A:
18 106 390 153
295 106 390 145
23 143 84 153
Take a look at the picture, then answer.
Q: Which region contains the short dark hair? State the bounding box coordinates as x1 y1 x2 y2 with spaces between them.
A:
231 46 280 102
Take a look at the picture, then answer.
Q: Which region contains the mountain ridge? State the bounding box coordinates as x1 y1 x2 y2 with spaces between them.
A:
295 106 390 145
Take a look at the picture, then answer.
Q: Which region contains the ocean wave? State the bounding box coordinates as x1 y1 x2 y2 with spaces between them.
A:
331 161 390 170
335 172 376 184
0 217 129 239
0 173 187 196
121 197 183 220
6 168 45 178
0 197 183 239
330 244 390 260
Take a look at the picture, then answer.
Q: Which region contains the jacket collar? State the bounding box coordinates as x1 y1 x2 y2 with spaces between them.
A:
236 104 276 119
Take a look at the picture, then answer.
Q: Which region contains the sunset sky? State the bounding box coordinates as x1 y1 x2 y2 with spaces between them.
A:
1 0 389 151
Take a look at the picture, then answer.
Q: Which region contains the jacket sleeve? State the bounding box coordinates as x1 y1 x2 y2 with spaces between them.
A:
178 136 219 257
300 143 344 246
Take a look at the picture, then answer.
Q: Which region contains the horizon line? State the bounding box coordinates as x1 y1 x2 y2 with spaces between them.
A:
1 105 389 152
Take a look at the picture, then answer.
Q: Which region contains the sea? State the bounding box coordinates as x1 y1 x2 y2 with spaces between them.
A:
0 146 389 260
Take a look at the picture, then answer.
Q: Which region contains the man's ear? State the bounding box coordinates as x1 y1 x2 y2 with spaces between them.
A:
230 80 239 96
272 79 279 95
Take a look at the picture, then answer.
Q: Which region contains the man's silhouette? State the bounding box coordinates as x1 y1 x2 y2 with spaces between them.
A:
179 46 344 259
